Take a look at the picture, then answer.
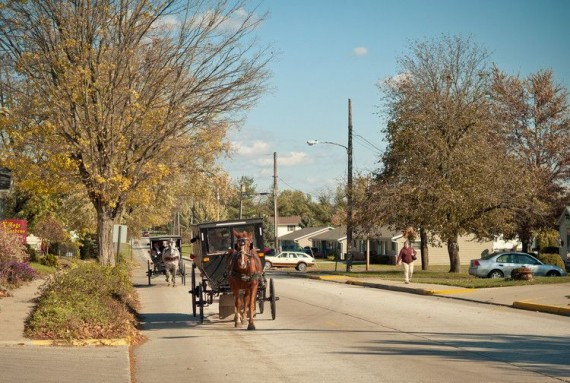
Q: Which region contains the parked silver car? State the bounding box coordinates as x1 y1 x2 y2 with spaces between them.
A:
469 252 567 278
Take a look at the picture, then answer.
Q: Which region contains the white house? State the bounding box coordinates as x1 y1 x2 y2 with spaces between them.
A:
271 216 302 238
279 226 333 251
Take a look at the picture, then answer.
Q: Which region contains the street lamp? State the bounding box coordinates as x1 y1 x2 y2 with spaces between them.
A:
306 99 354 272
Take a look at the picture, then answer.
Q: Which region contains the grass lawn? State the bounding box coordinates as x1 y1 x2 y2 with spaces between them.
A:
181 244 192 258
29 262 57 275
306 260 570 288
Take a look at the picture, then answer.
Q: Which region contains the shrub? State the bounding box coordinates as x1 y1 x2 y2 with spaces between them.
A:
540 246 560 255
26 245 39 263
511 267 533 280
535 229 559 250
0 260 38 288
79 233 98 260
40 254 59 268
538 253 565 269
25 262 139 340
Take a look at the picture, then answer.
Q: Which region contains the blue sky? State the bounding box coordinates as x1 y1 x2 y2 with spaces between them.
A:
222 0 570 197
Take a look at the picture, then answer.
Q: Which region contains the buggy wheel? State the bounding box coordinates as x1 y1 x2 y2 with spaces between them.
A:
269 278 276 320
198 284 204 324
147 260 152 286
258 285 266 314
191 264 197 317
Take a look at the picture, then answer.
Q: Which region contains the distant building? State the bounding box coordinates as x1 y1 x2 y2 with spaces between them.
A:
310 225 493 265
279 226 333 251
493 235 522 252
271 216 302 238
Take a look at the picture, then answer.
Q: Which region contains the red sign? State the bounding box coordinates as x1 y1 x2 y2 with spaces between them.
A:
1 219 28 243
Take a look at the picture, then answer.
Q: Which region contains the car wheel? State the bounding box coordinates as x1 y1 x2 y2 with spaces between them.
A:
546 270 560 277
296 262 307 272
264 261 272 271
488 270 504 279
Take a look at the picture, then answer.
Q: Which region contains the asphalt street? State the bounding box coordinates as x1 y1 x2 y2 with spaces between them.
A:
132 241 570 383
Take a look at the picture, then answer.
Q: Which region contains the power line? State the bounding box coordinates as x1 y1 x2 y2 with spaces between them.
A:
278 178 304 193
353 132 383 153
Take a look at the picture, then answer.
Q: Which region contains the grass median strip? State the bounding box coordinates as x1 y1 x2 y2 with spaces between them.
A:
25 261 140 344
310 262 570 288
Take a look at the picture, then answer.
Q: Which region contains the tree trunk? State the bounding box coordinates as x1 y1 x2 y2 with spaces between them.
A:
447 236 460 273
520 230 531 253
420 227 429 271
97 210 116 266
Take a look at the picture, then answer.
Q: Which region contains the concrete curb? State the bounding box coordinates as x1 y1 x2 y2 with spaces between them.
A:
512 300 570 316
0 338 131 347
299 273 570 317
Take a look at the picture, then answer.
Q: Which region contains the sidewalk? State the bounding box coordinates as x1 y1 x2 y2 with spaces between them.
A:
0 278 131 383
301 273 570 317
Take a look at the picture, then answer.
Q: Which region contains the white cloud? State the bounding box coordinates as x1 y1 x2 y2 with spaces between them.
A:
280 152 311 166
353 47 368 56
154 15 180 31
192 7 260 33
255 152 311 167
381 73 411 90
233 140 270 157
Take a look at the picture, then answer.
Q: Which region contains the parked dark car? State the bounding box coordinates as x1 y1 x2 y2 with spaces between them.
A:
469 252 567 278
303 246 319 257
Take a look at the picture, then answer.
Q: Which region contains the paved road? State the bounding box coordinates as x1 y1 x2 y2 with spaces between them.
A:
132 241 570 383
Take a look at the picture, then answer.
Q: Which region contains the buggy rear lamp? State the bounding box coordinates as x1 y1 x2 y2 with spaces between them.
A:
190 254 196 260
203 257 210 262
473 260 480 266
258 252 264 257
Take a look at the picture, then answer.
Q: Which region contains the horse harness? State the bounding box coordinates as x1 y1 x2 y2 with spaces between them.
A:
228 248 262 282
163 246 180 262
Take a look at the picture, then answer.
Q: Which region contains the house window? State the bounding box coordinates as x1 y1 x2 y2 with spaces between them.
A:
391 242 397 252
411 241 421 250
287 225 295 232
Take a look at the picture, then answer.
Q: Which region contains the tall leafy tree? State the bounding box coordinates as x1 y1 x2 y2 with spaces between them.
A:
0 0 271 265
362 35 530 272
492 68 570 250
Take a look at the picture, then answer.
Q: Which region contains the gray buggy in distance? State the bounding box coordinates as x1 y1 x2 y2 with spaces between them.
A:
146 235 186 286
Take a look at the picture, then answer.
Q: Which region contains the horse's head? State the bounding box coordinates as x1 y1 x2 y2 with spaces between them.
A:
233 230 254 270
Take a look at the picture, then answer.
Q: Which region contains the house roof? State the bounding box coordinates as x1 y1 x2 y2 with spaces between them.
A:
310 226 347 241
278 226 332 241
309 226 402 241
557 206 570 225
355 225 402 240
271 216 302 226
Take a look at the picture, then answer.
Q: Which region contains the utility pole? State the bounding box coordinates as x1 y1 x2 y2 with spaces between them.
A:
216 188 220 221
346 98 353 272
239 183 245 219
273 152 279 252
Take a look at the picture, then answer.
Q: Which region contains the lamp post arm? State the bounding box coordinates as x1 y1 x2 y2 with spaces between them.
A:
318 141 348 151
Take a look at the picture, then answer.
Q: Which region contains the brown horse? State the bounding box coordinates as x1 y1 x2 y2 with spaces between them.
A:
227 230 262 330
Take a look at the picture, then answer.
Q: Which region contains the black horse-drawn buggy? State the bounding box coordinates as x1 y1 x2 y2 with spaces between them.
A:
146 235 186 286
189 218 277 325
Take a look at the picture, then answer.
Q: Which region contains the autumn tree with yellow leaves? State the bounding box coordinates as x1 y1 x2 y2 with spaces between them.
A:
0 0 271 265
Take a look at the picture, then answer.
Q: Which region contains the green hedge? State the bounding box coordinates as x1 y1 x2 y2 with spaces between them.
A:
538 253 564 269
